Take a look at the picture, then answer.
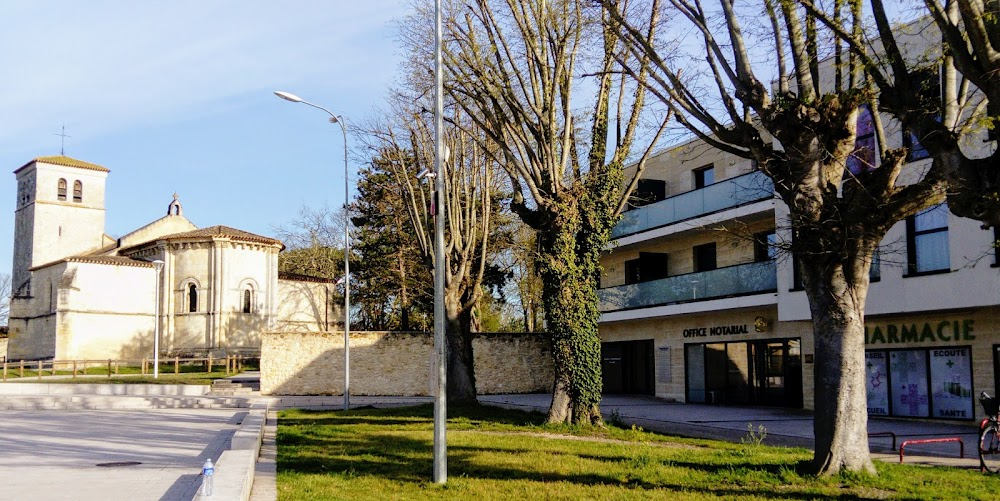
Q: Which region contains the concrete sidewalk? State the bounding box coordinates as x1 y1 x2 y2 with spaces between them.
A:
480 393 984 470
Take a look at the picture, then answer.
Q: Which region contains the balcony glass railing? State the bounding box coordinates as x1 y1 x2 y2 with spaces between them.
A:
614 170 774 238
599 260 777 313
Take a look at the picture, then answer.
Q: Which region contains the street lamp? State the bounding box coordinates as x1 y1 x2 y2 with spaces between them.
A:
432 0 447 484
152 259 164 379
274 90 352 412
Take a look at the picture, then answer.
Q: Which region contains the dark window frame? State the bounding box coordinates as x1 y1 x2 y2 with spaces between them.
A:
905 203 951 277
754 231 777 263
693 164 715 189
693 242 717 272
57 178 67 201
72 180 82 203
847 105 879 175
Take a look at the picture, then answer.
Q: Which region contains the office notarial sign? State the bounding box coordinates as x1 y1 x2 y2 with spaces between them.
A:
864 319 974 345
682 324 750 338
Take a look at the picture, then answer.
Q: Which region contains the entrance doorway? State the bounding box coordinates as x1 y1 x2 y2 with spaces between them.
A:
601 339 655 395
685 338 802 407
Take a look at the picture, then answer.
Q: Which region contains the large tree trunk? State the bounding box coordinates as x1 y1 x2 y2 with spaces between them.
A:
801 246 877 475
445 293 477 404
537 209 604 425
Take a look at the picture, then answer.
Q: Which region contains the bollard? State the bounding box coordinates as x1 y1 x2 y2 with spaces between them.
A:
3 362 6 381
20 360 24 378
175 356 180 375
38 360 43 380
208 355 213 374
107 359 112 378
142 358 147 376
115 360 119 375
72 360 77 378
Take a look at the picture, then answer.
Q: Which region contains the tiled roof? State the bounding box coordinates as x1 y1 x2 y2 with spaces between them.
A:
30 255 154 271
278 272 337 284
161 225 283 246
66 256 155 268
15 155 110 174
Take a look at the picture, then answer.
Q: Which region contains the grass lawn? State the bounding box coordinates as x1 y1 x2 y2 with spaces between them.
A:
277 404 999 500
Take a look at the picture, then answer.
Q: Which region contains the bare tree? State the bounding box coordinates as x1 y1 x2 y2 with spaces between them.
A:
272 204 347 281
358 102 507 403
603 0 957 474
434 0 669 424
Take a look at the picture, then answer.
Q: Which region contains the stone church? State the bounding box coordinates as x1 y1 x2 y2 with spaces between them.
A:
7 156 336 361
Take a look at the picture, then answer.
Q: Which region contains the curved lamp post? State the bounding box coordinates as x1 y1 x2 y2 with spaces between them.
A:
274 90 351 412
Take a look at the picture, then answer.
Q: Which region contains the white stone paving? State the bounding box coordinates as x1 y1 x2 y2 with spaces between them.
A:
0 408 242 501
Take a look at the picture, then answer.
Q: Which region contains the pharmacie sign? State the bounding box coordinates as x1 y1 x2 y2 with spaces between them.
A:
682 324 749 338
864 319 974 345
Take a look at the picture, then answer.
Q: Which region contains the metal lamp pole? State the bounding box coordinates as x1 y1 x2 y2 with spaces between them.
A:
274 91 351 411
432 0 448 484
152 260 164 379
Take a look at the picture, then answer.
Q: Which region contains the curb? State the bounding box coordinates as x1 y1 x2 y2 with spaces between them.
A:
193 402 269 501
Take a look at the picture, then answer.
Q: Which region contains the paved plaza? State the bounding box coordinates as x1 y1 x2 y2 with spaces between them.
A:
0 408 241 501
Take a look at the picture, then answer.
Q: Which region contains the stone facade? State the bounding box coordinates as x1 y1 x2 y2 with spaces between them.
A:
261 331 554 396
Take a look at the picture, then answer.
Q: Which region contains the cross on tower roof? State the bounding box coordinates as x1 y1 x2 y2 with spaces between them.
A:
53 125 71 155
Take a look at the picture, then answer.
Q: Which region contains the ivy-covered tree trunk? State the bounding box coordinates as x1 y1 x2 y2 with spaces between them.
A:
536 208 603 424
445 291 477 404
534 172 621 425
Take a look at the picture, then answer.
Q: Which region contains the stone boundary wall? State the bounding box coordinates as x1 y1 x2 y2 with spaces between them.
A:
261 331 553 396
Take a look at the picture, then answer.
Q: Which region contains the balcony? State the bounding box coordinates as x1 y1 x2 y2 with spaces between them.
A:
598 260 777 313
614 170 774 239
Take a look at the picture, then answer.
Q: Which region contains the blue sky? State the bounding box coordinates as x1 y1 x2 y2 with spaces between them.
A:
0 1 411 276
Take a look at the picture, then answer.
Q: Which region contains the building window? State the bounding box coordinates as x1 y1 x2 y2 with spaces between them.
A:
904 130 931 162
693 165 714 189
847 105 878 175
72 180 83 203
906 203 950 275
623 253 668 285
242 289 253 313
693 243 717 272
57 178 67 201
869 248 881 282
754 232 777 262
188 283 198 312
628 179 666 210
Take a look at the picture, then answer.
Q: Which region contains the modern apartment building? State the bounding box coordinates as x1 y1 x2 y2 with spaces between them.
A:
598 122 1000 422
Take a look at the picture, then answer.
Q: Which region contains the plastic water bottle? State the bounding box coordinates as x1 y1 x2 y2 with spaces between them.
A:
201 459 214 497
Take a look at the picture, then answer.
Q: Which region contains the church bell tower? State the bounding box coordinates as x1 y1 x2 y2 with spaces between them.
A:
11 156 109 296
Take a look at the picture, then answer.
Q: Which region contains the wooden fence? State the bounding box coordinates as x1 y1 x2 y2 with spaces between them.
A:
0 354 258 381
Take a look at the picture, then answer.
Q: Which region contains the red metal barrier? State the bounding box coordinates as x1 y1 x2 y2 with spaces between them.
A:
899 437 964 463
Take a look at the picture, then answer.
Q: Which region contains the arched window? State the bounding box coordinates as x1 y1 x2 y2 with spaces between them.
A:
242 289 252 313
72 180 83 203
188 283 198 312
57 179 67 201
